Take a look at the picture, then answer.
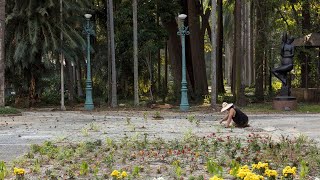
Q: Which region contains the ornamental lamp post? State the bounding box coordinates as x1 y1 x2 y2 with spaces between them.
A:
177 14 190 111
84 14 94 110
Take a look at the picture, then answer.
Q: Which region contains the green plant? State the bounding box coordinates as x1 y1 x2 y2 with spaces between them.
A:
203 95 211 104
187 115 195 123
206 159 223 177
299 160 309 179
229 160 240 177
105 153 115 169
79 161 89 175
89 123 100 132
30 144 41 154
154 111 161 118
106 137 113 147
143 133 148 147
126 117 131 125
132 166 140 178
195 119 200 127
32 159 40 174
81 128 89 136
172 160 183 179
0 161 7 180
67 168 76 179
143 112 148 121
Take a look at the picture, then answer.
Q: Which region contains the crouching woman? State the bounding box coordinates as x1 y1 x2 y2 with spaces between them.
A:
219 102 249 128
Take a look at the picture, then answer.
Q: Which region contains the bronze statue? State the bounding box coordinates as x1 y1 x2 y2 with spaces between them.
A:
271 33 294 96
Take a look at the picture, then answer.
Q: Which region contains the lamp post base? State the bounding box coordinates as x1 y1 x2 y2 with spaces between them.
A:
84 80 94 111
180 104 189 111
85 103 94 111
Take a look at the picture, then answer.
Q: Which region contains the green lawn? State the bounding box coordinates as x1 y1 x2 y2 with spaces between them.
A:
0 107 20 115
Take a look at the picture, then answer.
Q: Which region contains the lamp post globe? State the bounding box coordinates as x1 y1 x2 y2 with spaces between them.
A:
84 14 94 110
177 14 190 111
84 14 92 19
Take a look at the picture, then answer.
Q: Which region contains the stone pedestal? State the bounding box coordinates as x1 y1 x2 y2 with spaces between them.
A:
273 96 297 111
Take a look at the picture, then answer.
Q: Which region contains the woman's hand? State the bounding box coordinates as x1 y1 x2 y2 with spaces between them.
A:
219 119 224 124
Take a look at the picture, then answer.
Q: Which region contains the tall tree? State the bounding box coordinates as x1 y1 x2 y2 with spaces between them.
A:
0 0 4 107
109 0 117 107
234 0 242 104
60 0 66 110
216 0 224 94
187 0 208 100
254 0 266 101
211 0 217 107
133 0 139 106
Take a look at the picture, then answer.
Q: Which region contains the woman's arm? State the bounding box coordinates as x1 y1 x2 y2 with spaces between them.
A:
219 114 229 124
225 108 235 128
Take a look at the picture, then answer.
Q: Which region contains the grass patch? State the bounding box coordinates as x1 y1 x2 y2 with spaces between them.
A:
242 102 320 113
296 103 320 113
241 102 276 113
0 107 20 115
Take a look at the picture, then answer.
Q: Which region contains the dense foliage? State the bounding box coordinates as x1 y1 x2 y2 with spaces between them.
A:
1 0 319 107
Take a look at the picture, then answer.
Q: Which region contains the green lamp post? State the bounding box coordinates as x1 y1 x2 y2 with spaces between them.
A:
84 14 94 110
177 14 190 111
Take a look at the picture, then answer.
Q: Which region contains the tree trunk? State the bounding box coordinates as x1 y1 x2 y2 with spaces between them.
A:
145 55 154 101
0 0 5 107
76 60 83 97
133 0 139 106
60 0 66 110
216 0 224 94
109 0 117 107
28 71 36 107
156 6 161 97
250 0 255 86
66 60 75 103
234 0 242 104
187 0 208 100
247 1 253 86
164 20 182 99
106 0 112 106
301 0 311 88
225 40 233 86
163 41 168 102
254 0 266 101
239 0 246 105
211 0 217 107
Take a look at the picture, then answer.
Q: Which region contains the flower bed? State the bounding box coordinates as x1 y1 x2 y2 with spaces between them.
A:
2 132 319 179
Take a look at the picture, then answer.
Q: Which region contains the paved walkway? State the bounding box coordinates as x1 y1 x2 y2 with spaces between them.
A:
0 110 320 162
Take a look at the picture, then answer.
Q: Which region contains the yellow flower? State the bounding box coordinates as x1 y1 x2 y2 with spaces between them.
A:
209 175 224 180
14 167 25 175
282 166 296 176
252 162 268 170
121 171 128 178
265 169 278 177
111 170 120 177
237 168 252 179
243 172 264 180
195 152 200 158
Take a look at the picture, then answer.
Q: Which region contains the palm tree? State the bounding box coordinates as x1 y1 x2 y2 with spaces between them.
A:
5 0 89 106
0 0 5 107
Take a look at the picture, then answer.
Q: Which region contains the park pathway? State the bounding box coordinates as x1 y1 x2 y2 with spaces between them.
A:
0 110 320 162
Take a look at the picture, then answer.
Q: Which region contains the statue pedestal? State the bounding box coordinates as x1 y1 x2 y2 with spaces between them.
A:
273 96 297 111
